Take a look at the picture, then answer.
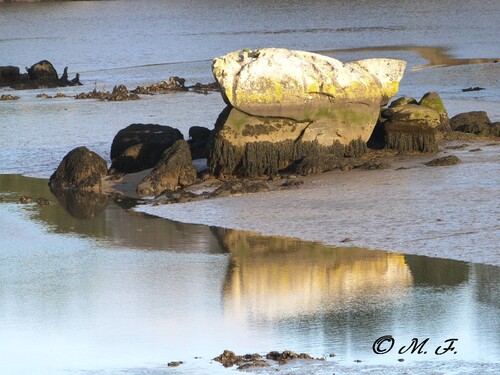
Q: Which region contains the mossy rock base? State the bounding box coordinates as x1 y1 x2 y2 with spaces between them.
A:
385 130 438 153
209 137 366 177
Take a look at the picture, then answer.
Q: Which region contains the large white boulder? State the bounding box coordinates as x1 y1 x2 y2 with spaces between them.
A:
212 48 406 120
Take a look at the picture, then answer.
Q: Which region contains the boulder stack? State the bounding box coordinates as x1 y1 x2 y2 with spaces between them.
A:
210 48 406 177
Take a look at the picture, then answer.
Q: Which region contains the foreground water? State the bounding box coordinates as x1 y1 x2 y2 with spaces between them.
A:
1 1 499 373
0 175 499 374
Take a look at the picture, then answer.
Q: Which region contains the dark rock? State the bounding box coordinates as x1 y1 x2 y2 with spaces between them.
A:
0 66 21 85
136 140 197 196
462 86 485 92
382 104 440 153
265 350 313 365
36 198 52 206
188 126 212 160
110 124 184 174
418 92 451 132
26 60 58 82
49 146 108 192
425 155 461 167
450 111 493 136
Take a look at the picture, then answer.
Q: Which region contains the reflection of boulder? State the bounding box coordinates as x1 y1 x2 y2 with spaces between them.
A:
49 146 108 192
50 188 109 219
110 123 184 174
404 256 468 286
214 228 413 319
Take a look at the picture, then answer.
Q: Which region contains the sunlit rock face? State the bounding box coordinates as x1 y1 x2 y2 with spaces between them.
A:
210 48 406 177
212 48 406 120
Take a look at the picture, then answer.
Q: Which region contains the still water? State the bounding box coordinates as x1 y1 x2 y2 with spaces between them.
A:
0 175 499 374
0 0 499 373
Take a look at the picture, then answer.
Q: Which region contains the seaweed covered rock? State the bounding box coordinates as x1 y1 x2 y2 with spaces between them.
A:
418 92 451 132
110 123 184 173
49 146 108 192
212 48 406 120
450 111 495 136
208 107 366 177
136 140 197 196
382 104 440 152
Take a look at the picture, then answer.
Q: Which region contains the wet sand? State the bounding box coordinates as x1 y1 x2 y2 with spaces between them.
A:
135 138 500 266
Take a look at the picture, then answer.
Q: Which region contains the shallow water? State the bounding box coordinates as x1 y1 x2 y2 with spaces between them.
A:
0 175 499 374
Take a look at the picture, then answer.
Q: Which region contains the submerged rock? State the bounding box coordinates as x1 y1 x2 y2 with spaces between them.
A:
136 140 197 196
110 123 184 174
49 146 108 192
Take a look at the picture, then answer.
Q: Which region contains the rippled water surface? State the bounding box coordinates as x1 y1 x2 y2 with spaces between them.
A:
0 1 499 374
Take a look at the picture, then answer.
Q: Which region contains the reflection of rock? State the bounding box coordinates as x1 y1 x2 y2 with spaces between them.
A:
110 123 184 174
215 228 413 319
209 106 366 177
212 48 406 119
50 188 109 219
137 140 197 196
404 256 468 286
49 146 108 192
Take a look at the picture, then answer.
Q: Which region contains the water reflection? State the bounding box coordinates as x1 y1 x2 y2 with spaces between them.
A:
1 173 499 371
215 227 413 319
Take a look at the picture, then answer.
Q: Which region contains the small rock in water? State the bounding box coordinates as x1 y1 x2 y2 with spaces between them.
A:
19 196 32 204
167 361 183 367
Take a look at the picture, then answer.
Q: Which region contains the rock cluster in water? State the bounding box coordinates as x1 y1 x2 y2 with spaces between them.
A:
0 60 82 89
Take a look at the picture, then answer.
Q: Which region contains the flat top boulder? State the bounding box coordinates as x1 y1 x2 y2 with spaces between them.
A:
212 48 406 120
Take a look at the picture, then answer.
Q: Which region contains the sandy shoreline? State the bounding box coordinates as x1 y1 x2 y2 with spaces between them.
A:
126 137 500 267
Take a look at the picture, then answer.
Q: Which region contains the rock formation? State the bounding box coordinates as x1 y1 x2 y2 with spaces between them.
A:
136 140 198 196
49 146 108 192
109 123 184 174
209 48 406 177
